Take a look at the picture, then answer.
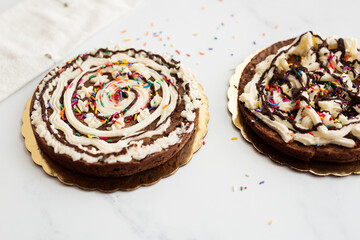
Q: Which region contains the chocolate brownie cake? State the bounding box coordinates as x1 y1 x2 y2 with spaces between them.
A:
30 46 202 177
239 31 360 162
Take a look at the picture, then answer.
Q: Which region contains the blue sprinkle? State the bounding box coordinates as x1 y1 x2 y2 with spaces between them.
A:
259 181 265 185
253 41 256 45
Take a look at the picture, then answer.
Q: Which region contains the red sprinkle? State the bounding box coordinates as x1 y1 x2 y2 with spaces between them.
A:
175 50 181 55
58 68 65 74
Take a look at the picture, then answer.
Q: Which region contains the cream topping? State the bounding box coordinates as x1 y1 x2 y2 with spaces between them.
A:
240 31 360 148
31 47 201 163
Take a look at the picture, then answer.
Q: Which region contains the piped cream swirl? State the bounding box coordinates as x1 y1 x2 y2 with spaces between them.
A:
31 47 201 163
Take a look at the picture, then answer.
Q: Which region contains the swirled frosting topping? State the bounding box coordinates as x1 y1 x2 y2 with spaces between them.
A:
240 31 360 148
31 47 201 163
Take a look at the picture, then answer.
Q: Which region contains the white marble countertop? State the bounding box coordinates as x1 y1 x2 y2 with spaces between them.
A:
2 0 360 239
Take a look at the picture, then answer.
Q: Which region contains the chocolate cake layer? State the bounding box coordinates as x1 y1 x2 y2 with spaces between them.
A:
239 32 360 162
30 47 202 177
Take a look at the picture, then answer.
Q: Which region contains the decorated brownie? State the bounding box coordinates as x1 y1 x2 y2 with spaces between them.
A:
239 31 360 162
30 46 202 177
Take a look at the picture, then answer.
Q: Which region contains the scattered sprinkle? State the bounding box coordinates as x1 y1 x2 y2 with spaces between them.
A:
231 137 238 140
259 181 265 185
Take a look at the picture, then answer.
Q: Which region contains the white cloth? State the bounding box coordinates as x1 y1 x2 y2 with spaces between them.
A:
0 0 141 101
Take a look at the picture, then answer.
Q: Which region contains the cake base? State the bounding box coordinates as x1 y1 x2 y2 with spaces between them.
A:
22 84 209 192
228 51 360 177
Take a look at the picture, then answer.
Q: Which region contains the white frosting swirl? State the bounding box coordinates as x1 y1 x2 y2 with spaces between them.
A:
31 47 201 163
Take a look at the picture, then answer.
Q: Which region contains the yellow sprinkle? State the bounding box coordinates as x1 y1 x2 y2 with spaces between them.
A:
134 114 137 121
95 108 98 114
123 38 131 42
334 119 338 122
269 220 273 225
170 44 174 47
231 137 238 140
88 135 92 139
232 36 236 39
193 33 199 36
201 6 206 10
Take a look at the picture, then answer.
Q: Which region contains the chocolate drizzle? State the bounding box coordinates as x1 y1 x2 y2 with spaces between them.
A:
252 31 360 135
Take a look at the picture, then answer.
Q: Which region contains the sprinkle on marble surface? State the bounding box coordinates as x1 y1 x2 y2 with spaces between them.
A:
269 220 273 225
259 181 265 185
275 24 279 29
262 32 266 37
231 137 238 140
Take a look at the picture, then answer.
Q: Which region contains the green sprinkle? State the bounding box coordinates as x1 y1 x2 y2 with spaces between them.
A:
89 75 95 79
76 133 81 136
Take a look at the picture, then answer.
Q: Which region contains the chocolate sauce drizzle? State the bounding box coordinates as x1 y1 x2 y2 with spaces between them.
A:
254 31 360 134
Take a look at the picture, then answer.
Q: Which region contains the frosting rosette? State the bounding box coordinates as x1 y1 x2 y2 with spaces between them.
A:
240 31 360 148
30 46 201 176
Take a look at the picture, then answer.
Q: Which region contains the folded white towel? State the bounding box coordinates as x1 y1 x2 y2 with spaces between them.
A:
0 0 141 101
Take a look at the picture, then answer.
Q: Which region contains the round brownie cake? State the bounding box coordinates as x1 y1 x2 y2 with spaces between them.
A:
239 31 360 162
30 46 202 177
